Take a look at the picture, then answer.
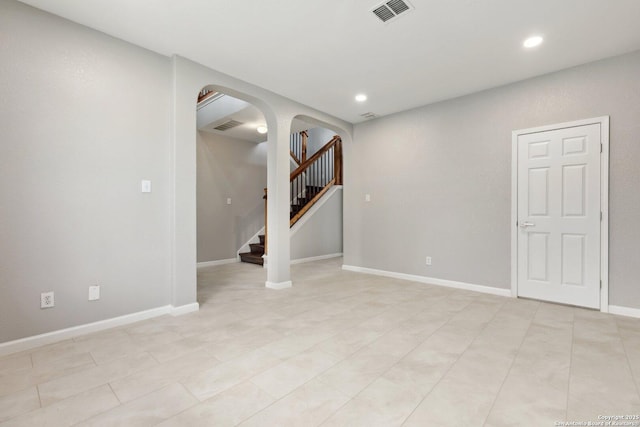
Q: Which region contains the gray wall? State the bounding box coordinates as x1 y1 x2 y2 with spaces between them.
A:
306 127 336 157
0 1 172 341
291 188 343 261
0 0 353 344
345 50 640 308
197 132 267 262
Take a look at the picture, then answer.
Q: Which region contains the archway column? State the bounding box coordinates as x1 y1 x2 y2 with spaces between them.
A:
265 117 293 289
170 55 199 310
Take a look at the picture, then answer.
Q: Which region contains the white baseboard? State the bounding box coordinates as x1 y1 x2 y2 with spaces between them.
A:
197 258 238 269
341 265 511 298
170 302 200 316
265 280 292 290
609 305 640 319
291 253 343 265
0 303 200 357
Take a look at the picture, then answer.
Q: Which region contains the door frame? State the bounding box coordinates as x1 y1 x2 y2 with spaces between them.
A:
511 116 609 312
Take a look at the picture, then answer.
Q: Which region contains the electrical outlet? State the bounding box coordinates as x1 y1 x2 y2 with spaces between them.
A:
425 256 432 266
89 285 100 301
41 291 54 308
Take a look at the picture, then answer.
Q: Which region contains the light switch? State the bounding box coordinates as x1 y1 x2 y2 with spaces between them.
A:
365 194 371 202
141 180 151 193
227 198 232 205
89 285 100 301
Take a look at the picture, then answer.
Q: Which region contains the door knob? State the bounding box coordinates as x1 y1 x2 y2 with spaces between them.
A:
519 221 535 228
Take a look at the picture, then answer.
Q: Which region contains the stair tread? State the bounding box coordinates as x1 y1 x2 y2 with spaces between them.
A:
239 252 264 266
239 252 263 258
249 243 265 256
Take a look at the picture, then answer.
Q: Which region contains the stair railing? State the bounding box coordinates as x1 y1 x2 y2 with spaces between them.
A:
263 134 342 253
197 89 217 103
290 135 342 226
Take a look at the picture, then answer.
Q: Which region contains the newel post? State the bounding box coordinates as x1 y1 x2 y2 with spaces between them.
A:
263 188 268 255
334 137 343 185
301 130 308 163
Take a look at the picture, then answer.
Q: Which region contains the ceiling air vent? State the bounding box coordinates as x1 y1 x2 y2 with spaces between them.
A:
213 120 243 131
371 0 413 23
360 112 377 119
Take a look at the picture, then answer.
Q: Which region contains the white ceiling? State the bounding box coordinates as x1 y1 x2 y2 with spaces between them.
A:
198 102 269 143
197 98 311 143
18 0 640 123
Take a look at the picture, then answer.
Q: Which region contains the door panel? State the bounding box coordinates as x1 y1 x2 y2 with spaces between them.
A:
562 164 586 216
517 123 601 308
528 168 549 216
561 234 585 286
527 232 549 282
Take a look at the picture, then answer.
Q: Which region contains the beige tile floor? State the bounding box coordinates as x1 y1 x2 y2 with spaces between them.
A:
1 257 640 426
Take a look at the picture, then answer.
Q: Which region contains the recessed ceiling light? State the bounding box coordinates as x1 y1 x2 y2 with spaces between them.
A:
355 94 368 102
257 126 268 134
523 36 543 48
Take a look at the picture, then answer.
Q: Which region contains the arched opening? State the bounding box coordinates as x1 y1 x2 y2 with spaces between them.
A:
193 96 352 302
195 85 271 302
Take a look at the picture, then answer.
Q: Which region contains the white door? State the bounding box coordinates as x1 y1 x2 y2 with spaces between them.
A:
516 123 602 308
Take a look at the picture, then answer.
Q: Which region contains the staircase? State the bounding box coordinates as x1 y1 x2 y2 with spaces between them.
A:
289 135 342 225
239 234 265 265
238 131 342 266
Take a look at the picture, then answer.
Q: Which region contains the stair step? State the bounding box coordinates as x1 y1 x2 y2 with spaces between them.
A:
259 235 265 245
249 243 264 255
239 252 264 266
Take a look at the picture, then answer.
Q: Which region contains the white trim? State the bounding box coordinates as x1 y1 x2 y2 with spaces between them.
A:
511 116 609 312
600 117 610 312
196 92 225 110
237 226 265 257
510 128 519 299
265 280 293 290
290 186 342 237
170 302 200 316
341 265 511 297
197 258 238 269
511 116 609 136
609 305 640 319
0 305 191 357
291 253 343 265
